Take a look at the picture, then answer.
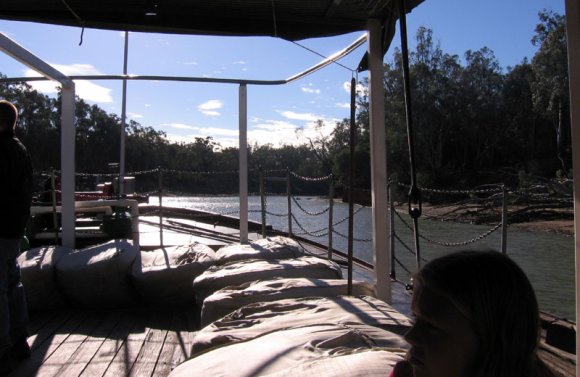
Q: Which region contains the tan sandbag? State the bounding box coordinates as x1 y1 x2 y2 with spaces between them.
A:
55 239 139 308
171 323 407 377
200 277 376 326
215 236 304 265
130 243 216 307
192 256 342 304
18 246 73 311
194 295 412 355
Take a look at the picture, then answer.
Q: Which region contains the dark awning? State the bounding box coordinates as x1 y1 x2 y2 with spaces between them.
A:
0 0 422 42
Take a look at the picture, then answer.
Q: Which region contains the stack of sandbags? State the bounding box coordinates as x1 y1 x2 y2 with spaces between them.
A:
194 295 412 355
192 256 342 304
55 239 139 308
172 323 407 377
130 243 216 307
18 246 73 311
214 236 304 265
200 277 376 326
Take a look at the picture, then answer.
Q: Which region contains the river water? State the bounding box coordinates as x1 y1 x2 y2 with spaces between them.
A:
150 195 575 320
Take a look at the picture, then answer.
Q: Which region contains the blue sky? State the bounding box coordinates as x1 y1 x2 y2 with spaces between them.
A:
0 0 565 149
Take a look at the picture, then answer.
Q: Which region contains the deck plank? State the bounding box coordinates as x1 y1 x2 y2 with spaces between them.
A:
34 312 101 377
153 312 193 376
79 312 142 377
101 311 153 377
12 311 87 377
128 313 169 377
55 311 124 376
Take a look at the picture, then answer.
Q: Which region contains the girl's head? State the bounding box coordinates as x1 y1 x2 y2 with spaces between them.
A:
404 250 540 377
0 100 18 134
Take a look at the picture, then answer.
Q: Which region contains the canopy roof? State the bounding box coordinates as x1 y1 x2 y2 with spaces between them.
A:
0 0 421 41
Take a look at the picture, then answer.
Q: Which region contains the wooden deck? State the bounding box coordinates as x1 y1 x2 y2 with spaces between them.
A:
9 213 574 376
7 308 198 377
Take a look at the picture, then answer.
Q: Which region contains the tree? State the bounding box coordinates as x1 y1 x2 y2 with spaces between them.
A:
531 10 570 176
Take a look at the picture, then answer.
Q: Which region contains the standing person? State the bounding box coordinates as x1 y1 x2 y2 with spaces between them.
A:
0 100 32 374
390 250 556 377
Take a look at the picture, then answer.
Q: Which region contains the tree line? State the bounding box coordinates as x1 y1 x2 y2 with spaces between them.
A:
0 11 570 197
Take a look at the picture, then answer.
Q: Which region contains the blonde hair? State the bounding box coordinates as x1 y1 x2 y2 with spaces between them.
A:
415 250 543 377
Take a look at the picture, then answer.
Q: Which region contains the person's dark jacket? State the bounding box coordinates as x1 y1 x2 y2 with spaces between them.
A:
0 131 33 238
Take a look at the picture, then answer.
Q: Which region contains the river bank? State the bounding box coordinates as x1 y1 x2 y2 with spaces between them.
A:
399 202 575 237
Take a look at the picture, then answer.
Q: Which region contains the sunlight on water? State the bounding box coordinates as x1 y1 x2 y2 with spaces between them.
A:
150 195 575 320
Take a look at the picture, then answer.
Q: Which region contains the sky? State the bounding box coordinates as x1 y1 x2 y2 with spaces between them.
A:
0 0 566 149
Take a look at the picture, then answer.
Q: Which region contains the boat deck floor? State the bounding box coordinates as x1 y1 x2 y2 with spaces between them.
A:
7 308 198 377
7 216 574 376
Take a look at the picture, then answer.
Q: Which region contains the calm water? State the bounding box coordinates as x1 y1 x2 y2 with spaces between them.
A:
150 195 575 320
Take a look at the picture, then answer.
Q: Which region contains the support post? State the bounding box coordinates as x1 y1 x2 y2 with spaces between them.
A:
158 167 163 246
286 168 293 237
501 184 508 254
367 19 391 303
119 31 129 197
239 84 249 243
347 77 356 295
389 184 396 280
564 0 580 367
260 167 266 238
51 170 59 245
60 84 76 248
328 177 334 260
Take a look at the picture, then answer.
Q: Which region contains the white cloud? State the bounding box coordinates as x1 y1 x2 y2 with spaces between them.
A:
197 127 238 136
183 61 198 66
127 112 143 119
335 102 351 109
301 87 321 94
232 61 246 65
343 80 366 95
202 111 220 117
279 110 319 122
198 99 223 116
24 64 113 103
162 123 198 130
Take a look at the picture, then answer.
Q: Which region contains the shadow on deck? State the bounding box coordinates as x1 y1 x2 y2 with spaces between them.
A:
8 308 198 377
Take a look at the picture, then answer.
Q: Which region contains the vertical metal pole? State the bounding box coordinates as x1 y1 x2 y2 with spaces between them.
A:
158 167 163 246
367 19 391 303
60 84 76 248
564 0 580 365
389 185 396 279
239 84 249 243
399 0 422 272
51 170 59 245
286 168 293 237
328 177 334 260
119 31 129 197
501 184 508 254
260 167 266 238
347 77 356 295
